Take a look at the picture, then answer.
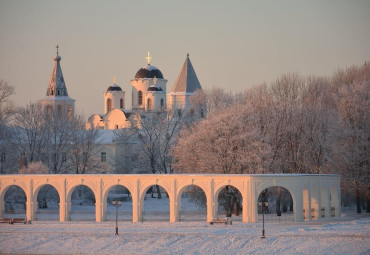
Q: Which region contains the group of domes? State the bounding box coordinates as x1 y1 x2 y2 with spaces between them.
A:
39 48 203 130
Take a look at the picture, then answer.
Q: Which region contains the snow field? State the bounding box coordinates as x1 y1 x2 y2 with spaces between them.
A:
0 214 369 255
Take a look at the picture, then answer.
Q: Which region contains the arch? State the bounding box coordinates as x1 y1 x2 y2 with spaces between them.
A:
215 185 243 219
147 98 152 111
257 185 295 222
34 184 60 221
105 185 132 222
138 91 143 105
140 184 171 222
160 98 164 111
120 98 124 109
106 98 112 112
2 185 27 217
176 184 207 222
68 184 96 221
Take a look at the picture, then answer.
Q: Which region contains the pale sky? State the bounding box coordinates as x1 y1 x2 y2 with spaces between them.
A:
0 0 369 117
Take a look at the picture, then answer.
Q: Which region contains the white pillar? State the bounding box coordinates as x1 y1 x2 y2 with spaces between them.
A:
206 179 214 222
169 179 177 222
26 179 33 221
95 179 102 223
294 187 304 222
132 179 140 223
242 180 249 222
59 179 67 222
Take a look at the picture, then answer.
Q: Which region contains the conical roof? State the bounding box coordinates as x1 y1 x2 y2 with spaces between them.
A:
171 54 202 93
46 47 69 97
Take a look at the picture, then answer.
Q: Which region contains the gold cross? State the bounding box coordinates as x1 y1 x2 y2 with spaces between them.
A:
56 45 59 55
146 51 152 64
113 75 117 84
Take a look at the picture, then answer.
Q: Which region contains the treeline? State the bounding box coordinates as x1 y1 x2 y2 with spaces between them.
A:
172 62 370 212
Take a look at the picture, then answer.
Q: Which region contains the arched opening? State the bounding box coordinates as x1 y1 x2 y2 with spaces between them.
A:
216 186 243 221
120 98 124 109
257 186 294 222
2 185 27 218
46 105 52 118
147 98 152 111
69 185 96 221
105 185 132 222
330 186 339 217
160 98 164 111
67 105 72 121
310 186 319 220
141 185 170 222
57 105 62 117
107 98 112 112
177 185 207 222
35 184 60 221
138 91 143 106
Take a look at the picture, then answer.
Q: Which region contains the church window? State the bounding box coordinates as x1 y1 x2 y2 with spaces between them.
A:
67 105 73 121
57 105 62 117
138 91 143 105
107 98 112 112
177 109 182 117
147 98 152 111
120 98 124 109
116 125 119 129
46 105 52 118
101 152 107 162
57 90 60 96
160 98 164 111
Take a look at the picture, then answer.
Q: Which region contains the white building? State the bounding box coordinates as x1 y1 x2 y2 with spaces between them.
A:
87 52 203 130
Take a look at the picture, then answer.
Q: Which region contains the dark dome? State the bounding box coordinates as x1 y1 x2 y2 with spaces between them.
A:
135 65 164 79
107 85 122 92
147 86 163 92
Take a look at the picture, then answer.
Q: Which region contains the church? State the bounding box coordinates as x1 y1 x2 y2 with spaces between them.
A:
86 52 203 130
39 48 203 173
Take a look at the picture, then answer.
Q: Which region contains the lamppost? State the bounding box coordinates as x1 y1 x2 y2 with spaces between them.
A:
112 199 122 235
258 200 268 239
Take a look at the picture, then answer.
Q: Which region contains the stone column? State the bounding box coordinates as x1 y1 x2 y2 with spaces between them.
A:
26 179 34 221
95 179 102 223
169 179 177 223
59 178 67 222
294 186 304 222
132 179 140 223
242 180 249 223
206 179 214 222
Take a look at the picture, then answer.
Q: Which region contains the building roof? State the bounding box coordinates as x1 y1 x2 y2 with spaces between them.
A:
46 48 69 97
107 84 123 92
171 54 202 93
135 64 164 79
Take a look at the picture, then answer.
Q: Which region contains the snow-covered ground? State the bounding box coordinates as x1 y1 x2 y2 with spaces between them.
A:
0 198 369 255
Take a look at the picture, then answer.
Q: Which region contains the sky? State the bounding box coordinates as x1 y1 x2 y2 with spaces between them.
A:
0 0 369 117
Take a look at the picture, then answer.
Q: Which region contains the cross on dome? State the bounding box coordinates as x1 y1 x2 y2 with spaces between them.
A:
56 45 59 55
113 75 117 84
146 51 152 65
